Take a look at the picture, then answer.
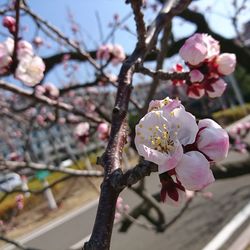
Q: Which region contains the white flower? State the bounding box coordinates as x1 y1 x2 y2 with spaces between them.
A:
15 55 45 86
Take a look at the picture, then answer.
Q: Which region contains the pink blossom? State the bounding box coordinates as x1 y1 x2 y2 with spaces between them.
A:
135 97 230 205
111 44 126 65
135 98 198 173
179 33 220 66
187 83 205 99
203 34 220 59
17 40 33 59
179 33 207 65
189 69 204 83
175 151 214 190
96 44 113 61
197 118 229 161
2 16 16 33
36 114 46 126
0 38 14 74
206 78 227 98
33 36 44 48
35 85 46 96
97 122 109 140
172 64 185 86
74 122 90 143
15 55 45 86
96 44 125 65
216 53 236 75
44 83 59 98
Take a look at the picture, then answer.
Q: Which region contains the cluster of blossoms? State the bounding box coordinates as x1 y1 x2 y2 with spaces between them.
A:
96 44 126 66
35 83 59 99
115 196 129 223
229 121 250 153
74 122 110 144
174 33 236 99
135 97 229 205
1 16 45 86
0 37 45 86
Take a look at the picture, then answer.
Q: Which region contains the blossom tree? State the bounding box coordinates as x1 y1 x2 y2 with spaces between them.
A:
0 0 249 250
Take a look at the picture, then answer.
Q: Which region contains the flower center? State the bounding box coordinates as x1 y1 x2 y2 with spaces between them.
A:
149 124 176 153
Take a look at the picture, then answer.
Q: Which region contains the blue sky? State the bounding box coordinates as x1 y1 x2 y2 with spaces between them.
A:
1 0 249 85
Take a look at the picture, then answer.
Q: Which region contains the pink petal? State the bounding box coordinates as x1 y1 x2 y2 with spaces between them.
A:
175 151 215 191
164 107 199 146
197 126 229 161
216 53 236 75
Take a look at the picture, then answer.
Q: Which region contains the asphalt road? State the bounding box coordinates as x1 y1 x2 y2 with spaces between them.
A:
2 171 250 250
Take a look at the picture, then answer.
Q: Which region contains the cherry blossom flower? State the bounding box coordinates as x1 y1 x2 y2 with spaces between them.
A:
179 33 208 66
111 44 126 65
15 55 45 86
179 33 220 66
216 53 236 75
96 44 125 65
97 122 109 140
187 83 205 99
177 33 236 100
17 40 33 59
96 44 113 61
205 78 227 98
33 36 44 48
0 38 14 74
135 98 198 173
172 64 185 86
44 83 59 98
135 97 229 205
2 16 16 33
189 69 204 83
74 122 90 144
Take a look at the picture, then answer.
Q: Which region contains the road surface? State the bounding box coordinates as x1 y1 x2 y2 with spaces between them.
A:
2 171 250 250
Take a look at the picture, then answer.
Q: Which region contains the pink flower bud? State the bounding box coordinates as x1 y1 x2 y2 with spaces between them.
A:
197 118 229 161
216 53 236 75
96 44 113 61
206 78 227 98
97 122 109 140
2 16 16 33
189 69 204 83
179 34 207 65
45 83 59 98
187 83 205 99
33 36 43 47
74 122 90 143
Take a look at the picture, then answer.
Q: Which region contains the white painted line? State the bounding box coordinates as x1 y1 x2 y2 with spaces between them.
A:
202 201 250 250
227 222 250 250
70 234 91 250
2 199 99 250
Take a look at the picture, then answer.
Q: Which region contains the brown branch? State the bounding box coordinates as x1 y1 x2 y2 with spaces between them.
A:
21 4 100 70
138 66 189 81
129 0 147 49
0 160 104 177
0 80 102 123
11 0 20 71
84 1 192 249
111 160 158 190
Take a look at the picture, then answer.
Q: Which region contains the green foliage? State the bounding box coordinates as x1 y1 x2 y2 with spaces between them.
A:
212 104 250 125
